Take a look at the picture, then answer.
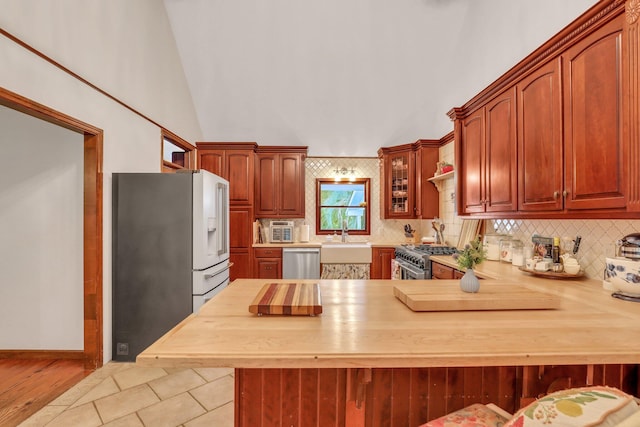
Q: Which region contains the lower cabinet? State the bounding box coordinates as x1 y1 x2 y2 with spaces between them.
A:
254 247 282 279
432 261 466 280
234 365 639 426
371 247 396 279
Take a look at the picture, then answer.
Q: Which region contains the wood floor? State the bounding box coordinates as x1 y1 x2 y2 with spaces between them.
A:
0 359 90 426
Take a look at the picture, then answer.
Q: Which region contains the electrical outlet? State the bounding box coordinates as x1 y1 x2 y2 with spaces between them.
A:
116 342 129 356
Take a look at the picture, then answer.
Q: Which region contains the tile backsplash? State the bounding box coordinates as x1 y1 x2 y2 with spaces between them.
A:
436 142 640 281
259 146 639 282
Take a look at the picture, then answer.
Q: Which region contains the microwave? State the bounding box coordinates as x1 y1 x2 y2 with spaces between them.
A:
270 221 294 243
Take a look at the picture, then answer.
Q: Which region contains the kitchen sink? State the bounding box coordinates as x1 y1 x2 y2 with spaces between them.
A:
321 242 372 264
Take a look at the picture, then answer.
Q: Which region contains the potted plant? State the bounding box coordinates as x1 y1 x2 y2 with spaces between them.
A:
452 237 486 293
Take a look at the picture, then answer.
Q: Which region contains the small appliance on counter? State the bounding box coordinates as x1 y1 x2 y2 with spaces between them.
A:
604 233 640 301
270 220 294 243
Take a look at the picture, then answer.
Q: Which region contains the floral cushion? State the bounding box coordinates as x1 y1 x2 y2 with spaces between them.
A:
504 386 638 427
422 403 510 427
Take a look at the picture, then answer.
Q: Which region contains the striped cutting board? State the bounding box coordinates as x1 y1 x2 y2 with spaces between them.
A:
249 283 322 316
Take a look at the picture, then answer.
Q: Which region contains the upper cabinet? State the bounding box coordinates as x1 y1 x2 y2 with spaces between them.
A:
450 0 637 219
197 143 256 206
379 145 415 219
457 89 517 215
517 59 563 212
255 146 307 218
562 18 625 211
378 140 441 219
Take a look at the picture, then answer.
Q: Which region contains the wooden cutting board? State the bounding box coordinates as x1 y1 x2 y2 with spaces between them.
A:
393 282 560 312
249 283 322 316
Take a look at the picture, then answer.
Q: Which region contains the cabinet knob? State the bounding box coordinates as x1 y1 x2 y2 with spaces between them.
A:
563 190 568 197
553 191 559 199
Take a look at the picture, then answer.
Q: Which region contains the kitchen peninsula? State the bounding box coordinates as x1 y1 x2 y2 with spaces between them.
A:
138 270 640 426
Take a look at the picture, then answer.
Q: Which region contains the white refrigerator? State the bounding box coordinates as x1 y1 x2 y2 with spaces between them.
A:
112 170 229 361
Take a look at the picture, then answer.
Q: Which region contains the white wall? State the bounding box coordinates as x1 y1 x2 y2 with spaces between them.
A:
165 0 596 156
0 1 202 362
0 106 84 349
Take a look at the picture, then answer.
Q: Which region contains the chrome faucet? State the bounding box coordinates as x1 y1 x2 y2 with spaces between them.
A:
341 219 349 242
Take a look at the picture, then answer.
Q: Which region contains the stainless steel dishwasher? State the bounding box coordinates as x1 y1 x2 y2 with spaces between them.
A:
282 247 320 279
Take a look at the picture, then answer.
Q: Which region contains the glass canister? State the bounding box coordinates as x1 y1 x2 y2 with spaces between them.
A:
510 240 525 266
483 233 506 261
499 238 513 263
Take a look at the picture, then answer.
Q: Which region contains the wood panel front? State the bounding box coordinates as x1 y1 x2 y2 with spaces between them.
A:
460 112 485 214
563 17 626 211
485 88 517 213
278 153 305 216
236 369 347 427
226 150 254 205
371 247 395 279
235 364 636 426
198 150 224 177
517 58 563 212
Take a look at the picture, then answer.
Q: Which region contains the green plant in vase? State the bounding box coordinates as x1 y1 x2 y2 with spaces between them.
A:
452 237 486 293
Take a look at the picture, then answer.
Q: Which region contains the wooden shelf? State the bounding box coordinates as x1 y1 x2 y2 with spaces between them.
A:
427 170 454 191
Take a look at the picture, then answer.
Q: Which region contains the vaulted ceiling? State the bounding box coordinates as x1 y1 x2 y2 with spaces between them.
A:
163 0 596 156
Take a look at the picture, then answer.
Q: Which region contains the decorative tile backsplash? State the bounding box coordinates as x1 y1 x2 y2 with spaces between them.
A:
261 145 639 281
436 142 640 281
303 157 424 243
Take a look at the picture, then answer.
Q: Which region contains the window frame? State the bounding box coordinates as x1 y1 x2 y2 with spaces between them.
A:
161 129 196 172
315 178 371 235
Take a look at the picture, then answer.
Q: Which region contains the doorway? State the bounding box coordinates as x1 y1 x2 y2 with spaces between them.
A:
0 87 103 369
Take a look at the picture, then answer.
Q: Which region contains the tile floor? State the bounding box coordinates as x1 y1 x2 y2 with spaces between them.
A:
19 362 234 427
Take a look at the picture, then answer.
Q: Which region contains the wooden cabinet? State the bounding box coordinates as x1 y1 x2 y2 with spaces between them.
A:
519 19 625 213
370 247 396 279
198 142 257 280
255 147 307 218
379 141 440 220
432 261 466 280
431 262 455 280
379 145 415 219
517 59 563 212
254 247 282 279
415 140 441 219
451 4 631 218
458 89 517 215
562 18 625 211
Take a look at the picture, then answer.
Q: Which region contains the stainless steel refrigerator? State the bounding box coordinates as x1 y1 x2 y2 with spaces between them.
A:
112 170 229 361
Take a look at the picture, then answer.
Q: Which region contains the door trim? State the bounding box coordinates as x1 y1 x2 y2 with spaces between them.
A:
0 87 104 369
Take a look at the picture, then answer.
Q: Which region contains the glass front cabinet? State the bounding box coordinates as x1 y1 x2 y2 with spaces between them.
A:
379 145 415 219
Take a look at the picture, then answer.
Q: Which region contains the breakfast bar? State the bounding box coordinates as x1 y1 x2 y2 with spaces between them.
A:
137 263 640 426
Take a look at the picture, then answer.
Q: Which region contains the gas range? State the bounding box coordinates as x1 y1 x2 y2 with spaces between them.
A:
394 244 458 279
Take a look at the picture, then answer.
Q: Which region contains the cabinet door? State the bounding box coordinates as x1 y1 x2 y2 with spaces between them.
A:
254 258 282 279
230 249 252 281
562 19 625 210
371 247 395 279
198 150 225 177
485 89 517 213
383 150 415 219
460 111 485 214
230 207 253 279
278 153 305 217
255 153 278 217
431 262 455 280
226 150 254 205
518 59 564 211
417 145 440 219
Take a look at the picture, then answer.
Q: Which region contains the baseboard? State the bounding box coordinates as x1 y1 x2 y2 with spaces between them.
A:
0 349 84 360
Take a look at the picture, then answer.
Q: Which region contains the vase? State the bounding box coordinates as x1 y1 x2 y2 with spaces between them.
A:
460 268 480 293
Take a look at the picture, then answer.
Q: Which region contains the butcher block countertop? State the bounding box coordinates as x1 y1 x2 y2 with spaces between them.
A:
137 271 640 369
